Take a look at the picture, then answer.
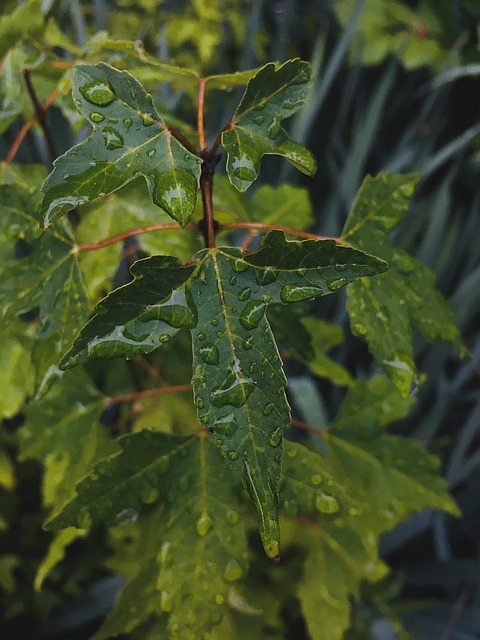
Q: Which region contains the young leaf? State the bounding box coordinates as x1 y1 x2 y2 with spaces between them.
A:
47 431 248 640
342 173 464 396
0 0 43 58
39 63 202 228
59 256 196 368
0 184 89 393
222 59 317 191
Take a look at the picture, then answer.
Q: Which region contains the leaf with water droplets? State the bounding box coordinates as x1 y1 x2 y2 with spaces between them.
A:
189 231 386 557
0 183 90 394
222 59 317 192
342 172 465 397
47 431 248 640
39 63 202 228
59 256 196 368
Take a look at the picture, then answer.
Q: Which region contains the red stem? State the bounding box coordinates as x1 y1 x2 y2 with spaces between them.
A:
222 222 341 243
292 417 325 439
76 223 198 252
198 78 206 150
105 385 192 405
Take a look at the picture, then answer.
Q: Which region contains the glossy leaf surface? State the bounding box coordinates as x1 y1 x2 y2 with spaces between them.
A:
47 431 248 640
342 173 464 396
39 63 202 227
222 59 317 191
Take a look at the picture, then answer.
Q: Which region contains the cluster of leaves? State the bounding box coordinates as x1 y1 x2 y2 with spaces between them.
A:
0 1 472 639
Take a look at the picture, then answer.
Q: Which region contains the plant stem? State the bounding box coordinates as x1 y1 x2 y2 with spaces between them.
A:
105 385 192 406
167 125 199 156
5 86 61 164
292 417 325 439
222 222 341 243
197 78 206 150
200 154 219 249
210 122 232 156
23 68 58 162
76 223 198 252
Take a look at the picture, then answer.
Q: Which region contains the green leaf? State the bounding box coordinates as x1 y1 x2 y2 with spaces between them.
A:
47 431 248 640
342 173 464 396
222 59 317 192
0 183 90 393
0 47 26 134
248 183 314 229
0 0 43 59
19 371 112 510
59 255 196 368
34 527 87 591
0 326 35 419
39 63 202 228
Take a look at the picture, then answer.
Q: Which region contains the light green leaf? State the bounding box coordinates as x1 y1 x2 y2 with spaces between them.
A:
0 47 27 134
0 326 35 419
342 173 464 396
47 431 248 640
222 59 317 192
39 63 202 228
0 184 90 393
0 0 43 58
34 527 87 591
249 183 313 229
19 371 112 510
59 256 196 368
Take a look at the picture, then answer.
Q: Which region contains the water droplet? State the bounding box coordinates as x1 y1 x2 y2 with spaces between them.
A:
108 116 118 123
267 121 281 139
140 112 154 126
123 117 133 132
253 115 265 125
224 559 243 582
226 509 239 525
198 333 206 341
315 493 340 514
195 396 204 409
140 484 159 503
211 367 255 408
243 336 254 350
286 447 297 458
159 334 170 342
102 126 124 150
280 283 323 302
256 267 277 285
200 343 219 365
179 474 189 492
211 318 218 326
215 593 225 605
239 300 265 330
226 450 238 460
268 428 282 447
310 474 322 486
263 403 274 416
196 512 213 537
297 268 307 277
89 112 104 123
79 79 116 106
213 414 238 436
232 258 249 272
327 278 348 292
229 275 237 286
238 287 252 301
160 591 172 612
147 148 156 158
114 507 138 524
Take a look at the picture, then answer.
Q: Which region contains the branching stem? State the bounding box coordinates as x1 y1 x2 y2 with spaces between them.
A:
222 222 341 243
76 223 198 252
292 417 325 439
23 68 58 162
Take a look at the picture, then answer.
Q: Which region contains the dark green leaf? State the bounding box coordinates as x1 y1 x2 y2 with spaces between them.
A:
59 255 196 368
39 63 202 228
342 173 464 396
222 59 317 191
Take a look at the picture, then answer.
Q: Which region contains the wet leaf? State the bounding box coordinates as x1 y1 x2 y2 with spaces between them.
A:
59 256 196 368
39 63 202 228
222 59 317 191
47 431 248 640
342 173 464 396
0 183 90 394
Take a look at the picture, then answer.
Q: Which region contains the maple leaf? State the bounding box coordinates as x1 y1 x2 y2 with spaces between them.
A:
342 173 464 396
39 62 202 228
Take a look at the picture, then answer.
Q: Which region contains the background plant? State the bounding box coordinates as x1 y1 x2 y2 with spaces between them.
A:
1 1 480 639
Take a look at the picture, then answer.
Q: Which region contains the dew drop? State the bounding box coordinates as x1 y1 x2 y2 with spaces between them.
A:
211 368 255 408
200 343 219 365
310 474 322 486
253 115 265 125
196 512 213 537
327 278 348 292
232 258 249 272
256 267 277 285
107 116 118 123
232 165 256 182
211 318 218 326
198 333 206 341
263 403 274 416
239 300 265 330
243 336 254 350
89 112 104 123
213 414 238 436
229 275 237 286
159 334 171 343
238 287 252 301
195 397 204 409
280 283 323 302
224 559 243 582
123 117 133 132
226 450 238 460
102 126 124 150
315 493 340 514
141 112 154 126
147 148 157 158
297 268 307 277
79 80 116 106
268 428 282 447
